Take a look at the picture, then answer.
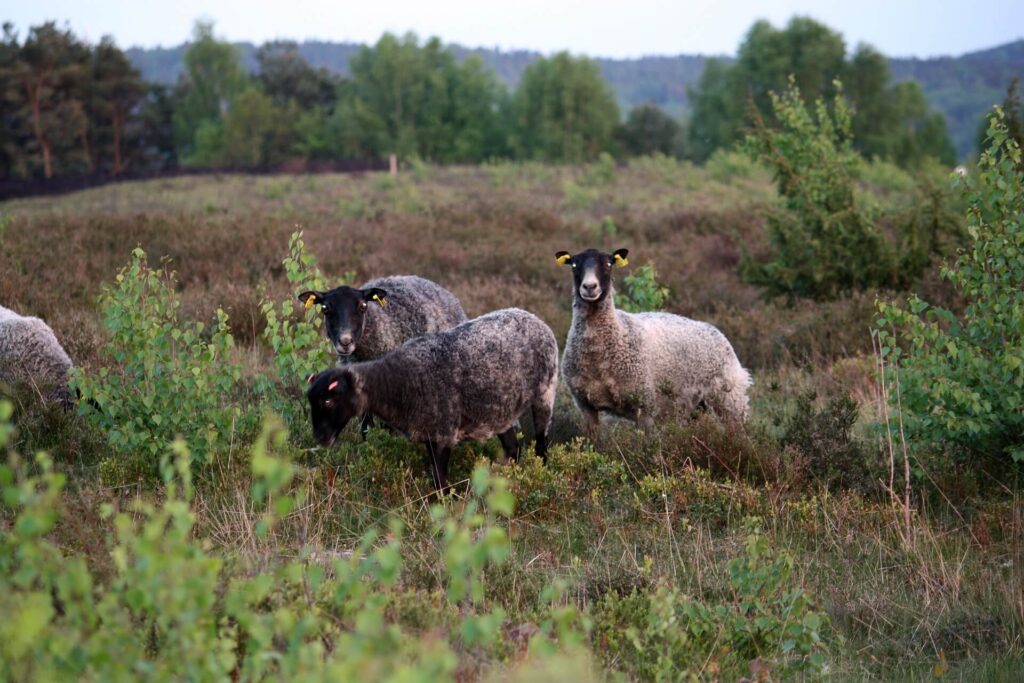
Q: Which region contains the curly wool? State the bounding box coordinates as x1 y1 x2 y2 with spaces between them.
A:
0 305 74 403
351 275 467 361
346 308 558 447
561 291 751 429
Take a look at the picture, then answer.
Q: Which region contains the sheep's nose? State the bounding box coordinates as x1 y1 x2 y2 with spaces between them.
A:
339 334 353 346
581 283 598 294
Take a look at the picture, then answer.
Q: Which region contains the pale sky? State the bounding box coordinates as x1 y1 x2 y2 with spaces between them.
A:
5 0 1023 58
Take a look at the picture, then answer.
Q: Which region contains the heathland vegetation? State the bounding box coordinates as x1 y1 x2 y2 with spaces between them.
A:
1 47 1023 674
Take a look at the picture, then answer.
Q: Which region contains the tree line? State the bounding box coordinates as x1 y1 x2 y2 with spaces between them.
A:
1 17 970 182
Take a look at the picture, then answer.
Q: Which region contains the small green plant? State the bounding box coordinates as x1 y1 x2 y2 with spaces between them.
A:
618 262 669 312
257 231 337 433
876 110 1024 465
580 151 616 187
594 525 832 679
73 248 248 474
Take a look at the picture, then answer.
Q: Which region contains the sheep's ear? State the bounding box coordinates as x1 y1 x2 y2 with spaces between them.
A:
364 287 388 308
555 251 572 265
612 249 629 268
297 290 323 310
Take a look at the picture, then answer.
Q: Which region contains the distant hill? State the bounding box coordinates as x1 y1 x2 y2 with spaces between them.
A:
126 38 1024 159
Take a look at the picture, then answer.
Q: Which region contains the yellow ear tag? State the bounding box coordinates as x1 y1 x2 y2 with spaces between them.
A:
614 254 629 267
555 254 572 265
304 297 315 310
373 294 387 308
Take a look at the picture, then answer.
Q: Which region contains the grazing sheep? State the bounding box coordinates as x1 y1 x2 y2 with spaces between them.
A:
307 308 559 490
555 248 751 434
298 275 467 362
0 304 74 405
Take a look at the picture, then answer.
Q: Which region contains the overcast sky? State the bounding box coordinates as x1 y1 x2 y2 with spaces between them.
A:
6 0 1023 58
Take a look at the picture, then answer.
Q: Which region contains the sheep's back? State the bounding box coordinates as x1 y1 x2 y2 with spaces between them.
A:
357 275 467 359
390 308 557 440
0 315 73 400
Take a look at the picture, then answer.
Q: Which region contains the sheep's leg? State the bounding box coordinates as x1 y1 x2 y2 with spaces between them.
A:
424 441 452 493
497 427 521 463
579 404 601 443
637 411 655 436
531 405 550 466
359 413 376 438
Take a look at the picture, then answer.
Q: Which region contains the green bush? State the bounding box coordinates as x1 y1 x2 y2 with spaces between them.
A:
0 406 577 681
594 525 832 679
617 262 669 313
257 230 338 434
741 80 898 300
73 248 249 473
875 111 1024 465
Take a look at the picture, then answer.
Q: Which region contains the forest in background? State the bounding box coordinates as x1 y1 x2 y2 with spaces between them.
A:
0 16 1019 186
127 29 1024 159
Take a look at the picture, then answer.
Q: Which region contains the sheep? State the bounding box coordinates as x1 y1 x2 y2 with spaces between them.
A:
306 308 559 490
297 275 467 362
555 248 751 435
0 304 74 405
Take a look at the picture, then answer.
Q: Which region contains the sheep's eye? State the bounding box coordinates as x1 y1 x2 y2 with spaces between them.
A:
608 261 613 267
323 399 334 408
571 263 577 268
359 301 367 311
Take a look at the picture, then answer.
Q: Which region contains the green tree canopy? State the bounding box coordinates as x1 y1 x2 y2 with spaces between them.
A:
172 21 248 162
510 52 620 162
689 17 956 167
616 103 685 158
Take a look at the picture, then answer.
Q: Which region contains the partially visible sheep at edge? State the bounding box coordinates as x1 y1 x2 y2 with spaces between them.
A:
306 308 559 491
297 275 468 362
0 304 74 406
555 248 751 435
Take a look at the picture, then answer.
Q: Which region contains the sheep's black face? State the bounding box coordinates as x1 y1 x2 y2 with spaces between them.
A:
297 286 388 358
307 369 358 446
554 248 629 304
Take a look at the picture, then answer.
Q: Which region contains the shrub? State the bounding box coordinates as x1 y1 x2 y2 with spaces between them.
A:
779 391 879 492
740 79 898 300
73 248 249 473
257 230 338 434
0 406 566 680
875 111 1024 465
617 262 669 313
593 526 832 679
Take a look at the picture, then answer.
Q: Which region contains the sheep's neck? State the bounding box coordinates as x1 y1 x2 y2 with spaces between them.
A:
352 356 411 427
573 289 623 337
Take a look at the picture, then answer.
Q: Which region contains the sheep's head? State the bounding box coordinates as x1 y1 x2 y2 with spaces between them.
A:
297 286 388 357
306 368 360 446
554 248 629 304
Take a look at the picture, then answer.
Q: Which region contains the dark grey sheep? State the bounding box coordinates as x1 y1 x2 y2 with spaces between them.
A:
298 275 467 361
307 308 559 490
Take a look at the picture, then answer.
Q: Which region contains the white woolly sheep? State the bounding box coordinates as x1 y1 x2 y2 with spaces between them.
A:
0 304 74 405
555 248 751 434
307 308 559 490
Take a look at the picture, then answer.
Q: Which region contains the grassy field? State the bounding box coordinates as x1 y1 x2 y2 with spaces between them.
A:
1 156 1022 680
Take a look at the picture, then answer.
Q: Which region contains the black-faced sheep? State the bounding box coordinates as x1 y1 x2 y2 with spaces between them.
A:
298 275 467 362
307 308 559 490
0 304 74 405
555 248 750 434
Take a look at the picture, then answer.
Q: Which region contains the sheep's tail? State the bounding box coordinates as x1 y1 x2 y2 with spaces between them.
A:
718 358 752 422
